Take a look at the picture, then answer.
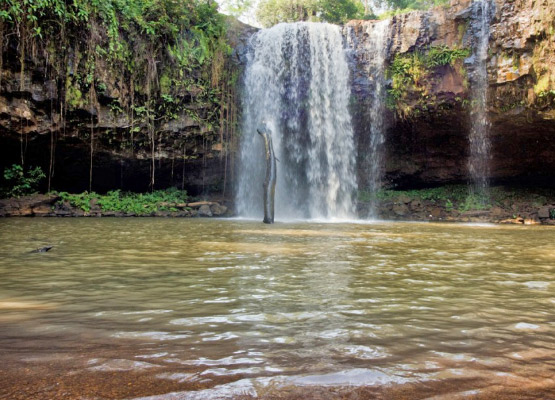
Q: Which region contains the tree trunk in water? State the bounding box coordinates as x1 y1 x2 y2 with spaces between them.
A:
257 128 276 224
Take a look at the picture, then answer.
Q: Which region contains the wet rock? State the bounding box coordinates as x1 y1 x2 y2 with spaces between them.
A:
392 203 409 216
210 203 228 216
538 206 551 219
0 194 60 217
398 194 411 204
30 245 53 253
490 206 506 218
461 210 489 217
430 207 442 218
198 205 212 217
32 205 54 217
409 199 422 209
54 210 72 217
500 217 525 224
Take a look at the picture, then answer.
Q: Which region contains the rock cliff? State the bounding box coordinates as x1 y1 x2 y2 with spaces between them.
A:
0 12 253 196
0 0 553 198
346 0 555 189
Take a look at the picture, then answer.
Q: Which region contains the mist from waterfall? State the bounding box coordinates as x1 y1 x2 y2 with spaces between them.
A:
468 0 493 197
363 20 390 218
236 22 357 221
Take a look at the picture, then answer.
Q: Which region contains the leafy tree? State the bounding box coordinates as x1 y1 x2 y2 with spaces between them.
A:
318 0 364 24
219 0 255 17
256 0 317 27
256 0 364 27
376 0 448 11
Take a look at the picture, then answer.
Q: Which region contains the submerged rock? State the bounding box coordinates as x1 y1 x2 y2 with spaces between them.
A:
30 246 53 253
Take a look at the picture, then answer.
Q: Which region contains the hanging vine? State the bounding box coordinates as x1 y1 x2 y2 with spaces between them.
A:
0 0 235 194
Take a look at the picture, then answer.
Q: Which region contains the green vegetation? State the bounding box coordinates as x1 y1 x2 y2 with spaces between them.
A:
1 164 45 198
359 185 490 212
377 0 448 18
255 0 365 27
386 46 470 118
56 188 189 214
220 0 255 17
0 0 235 191
359 185 555 214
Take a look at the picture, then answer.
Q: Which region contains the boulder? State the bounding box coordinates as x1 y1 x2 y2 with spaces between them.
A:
430 207 443 218
32 205 54 217
538 206 551 219
398 194 411 204
392 203 409 216
409 199 422 209
210 203 228 216
198 204 212 217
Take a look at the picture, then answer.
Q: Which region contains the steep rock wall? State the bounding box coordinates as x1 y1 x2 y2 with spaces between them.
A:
1 0 553 198
347 0 555 189
0 12 254 196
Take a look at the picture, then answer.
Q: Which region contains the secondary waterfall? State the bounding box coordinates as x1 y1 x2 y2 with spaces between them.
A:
363 20 390 217
237 23 357 220
468 0 493 196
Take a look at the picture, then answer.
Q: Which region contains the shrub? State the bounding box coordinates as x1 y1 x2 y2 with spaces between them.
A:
56 188 188 214
1 164 45 198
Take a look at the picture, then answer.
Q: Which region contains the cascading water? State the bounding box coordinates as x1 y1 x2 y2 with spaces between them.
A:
237 23 357 220
363 20 390 218
468 0 493 197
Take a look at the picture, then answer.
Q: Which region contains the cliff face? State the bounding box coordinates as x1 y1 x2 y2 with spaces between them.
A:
1 0 553 197
0 8 253 196
0 65 226 194
346 0 555 189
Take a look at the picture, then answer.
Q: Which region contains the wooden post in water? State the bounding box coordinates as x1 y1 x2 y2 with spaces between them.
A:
257 128 276 224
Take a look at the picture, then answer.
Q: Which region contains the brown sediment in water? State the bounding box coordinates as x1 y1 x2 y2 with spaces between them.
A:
1 338 554 400
1 219 555 399
2 362 555 400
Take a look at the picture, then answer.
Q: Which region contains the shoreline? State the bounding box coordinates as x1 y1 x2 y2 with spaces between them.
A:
1 190 554 225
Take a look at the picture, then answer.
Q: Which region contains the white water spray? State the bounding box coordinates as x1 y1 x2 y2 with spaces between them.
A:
236 23 357 220
364 20 390 217
468 0 493 196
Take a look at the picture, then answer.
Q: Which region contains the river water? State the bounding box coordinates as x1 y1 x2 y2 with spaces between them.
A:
1 219 554 399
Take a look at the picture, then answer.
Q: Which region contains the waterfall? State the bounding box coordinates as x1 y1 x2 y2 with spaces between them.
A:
364 20 390 218
236 23 357 220
468 0 493 197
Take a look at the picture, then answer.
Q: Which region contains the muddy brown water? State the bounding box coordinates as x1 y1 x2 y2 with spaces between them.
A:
0 218 554 399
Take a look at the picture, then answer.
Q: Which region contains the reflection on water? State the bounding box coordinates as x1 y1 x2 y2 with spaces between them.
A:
0 219 554 398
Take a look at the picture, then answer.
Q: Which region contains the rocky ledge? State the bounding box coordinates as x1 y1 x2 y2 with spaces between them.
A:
0 195 230 218
3 188 555 225
359 185 555 225
372 198 555 225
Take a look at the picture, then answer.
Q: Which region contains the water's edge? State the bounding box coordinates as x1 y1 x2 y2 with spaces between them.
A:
1 193 554 225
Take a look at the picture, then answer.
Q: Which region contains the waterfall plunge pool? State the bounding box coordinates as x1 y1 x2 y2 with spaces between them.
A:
1 218 554 399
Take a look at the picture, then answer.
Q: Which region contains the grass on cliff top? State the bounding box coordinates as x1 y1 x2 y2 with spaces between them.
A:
56 188 189 214
358 185 555 213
